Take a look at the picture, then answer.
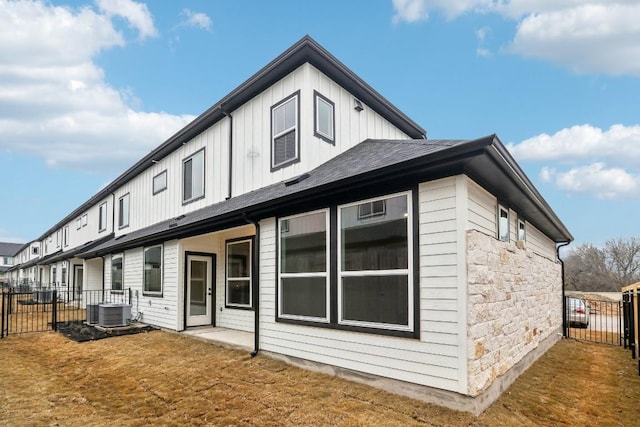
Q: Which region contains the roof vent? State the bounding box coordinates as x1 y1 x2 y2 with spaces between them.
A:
354 98 364 112
285 173 310 187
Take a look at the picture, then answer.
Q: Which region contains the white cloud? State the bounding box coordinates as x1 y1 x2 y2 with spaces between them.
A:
391 1 640 76
0 0 193 173
506 124 640 166
179 9 212 31
547 163 640 199
96 0 157 39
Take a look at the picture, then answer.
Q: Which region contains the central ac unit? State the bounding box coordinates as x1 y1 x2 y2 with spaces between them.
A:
86 304 100 325
98 303 132 327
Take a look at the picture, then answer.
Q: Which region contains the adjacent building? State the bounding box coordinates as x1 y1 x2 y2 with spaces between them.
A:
7 36 572 414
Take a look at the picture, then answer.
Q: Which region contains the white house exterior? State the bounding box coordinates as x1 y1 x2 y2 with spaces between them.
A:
10 36 571 414
0 242 22 284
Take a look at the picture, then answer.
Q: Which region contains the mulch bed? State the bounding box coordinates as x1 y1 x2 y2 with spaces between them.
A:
56 321 157 342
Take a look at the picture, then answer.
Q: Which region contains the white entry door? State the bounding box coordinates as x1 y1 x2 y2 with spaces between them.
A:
186 254 213 327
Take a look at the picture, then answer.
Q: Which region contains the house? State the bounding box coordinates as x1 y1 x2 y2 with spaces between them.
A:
0 242 23 285
10 36 572 414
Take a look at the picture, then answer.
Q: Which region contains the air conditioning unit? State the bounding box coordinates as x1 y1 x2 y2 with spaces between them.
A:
86 304 100 325
98 303 132 327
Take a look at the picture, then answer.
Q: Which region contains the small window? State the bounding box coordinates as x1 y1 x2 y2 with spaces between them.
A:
518 219 526 241
76 218 82 230
99 202 108 232
271 92 299 170
111 254 123 291
226 239 252 308
357 200 386 219
279 210 329 321
61 267 66 285
498 205 509 242
314 91 335 143
52 267 57 285
144 245 162 295
82 214 88 227
63 226 69 247
153 170 167 195
56 230 61 247
118 194 130 229
183 149 205 203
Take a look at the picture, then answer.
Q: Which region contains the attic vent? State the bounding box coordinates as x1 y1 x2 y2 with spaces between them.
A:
175 214 186 221
285 173 310 187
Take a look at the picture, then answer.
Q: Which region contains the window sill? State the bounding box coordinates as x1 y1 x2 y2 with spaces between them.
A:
225 304 253 311
275 316 418 339
182 194 205 206
143 292 163 298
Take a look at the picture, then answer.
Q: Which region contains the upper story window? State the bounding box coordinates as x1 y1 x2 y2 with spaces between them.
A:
76 217 82 230
118 193 130 229
81 214 88 227
498 205 509 242
63 226 69 247
56 230 61 248
3 257 12 265
183 149 205 204
314 91 335 144
226 239 252 308
143 245 163 296
153 170 167 195
31 247 38 255
99 202 107 232
271 92 299 170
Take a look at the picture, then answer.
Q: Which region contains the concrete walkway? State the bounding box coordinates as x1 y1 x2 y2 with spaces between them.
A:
181 326 254 352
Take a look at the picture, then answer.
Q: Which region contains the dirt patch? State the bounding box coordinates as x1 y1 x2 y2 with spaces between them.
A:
56 321 158 342
0 332 638 426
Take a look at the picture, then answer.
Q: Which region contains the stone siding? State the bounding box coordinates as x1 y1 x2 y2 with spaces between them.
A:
467 230 562 396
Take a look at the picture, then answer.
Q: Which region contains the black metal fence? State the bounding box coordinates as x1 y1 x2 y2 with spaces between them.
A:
564 296 623 346
1 286 132 338
622 289 640 375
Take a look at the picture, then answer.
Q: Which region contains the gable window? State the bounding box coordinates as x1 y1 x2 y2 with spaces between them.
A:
32 247 38 255
279 210 329 321
226 239 252 308
99 202 107 232
498 205 509 242
118 193 130 229
153 170 167 195
63 226 69 247
339 193 412 330
183 149 205 203
314 91 335 143
518 218 526 241
111 254 123 291
143 245 162 295
271 92 299 170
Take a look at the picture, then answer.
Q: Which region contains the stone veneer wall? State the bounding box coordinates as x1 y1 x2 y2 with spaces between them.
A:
466 230 562 396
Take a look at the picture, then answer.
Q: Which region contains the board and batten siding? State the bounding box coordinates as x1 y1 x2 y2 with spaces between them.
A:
84 257 103 291
258 177 468 394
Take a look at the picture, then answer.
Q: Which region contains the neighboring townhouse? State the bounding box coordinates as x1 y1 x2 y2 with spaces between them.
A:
0 242 22 284
11 36 572 414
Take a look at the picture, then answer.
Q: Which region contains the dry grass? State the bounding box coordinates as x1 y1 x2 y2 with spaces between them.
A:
0 331 638 426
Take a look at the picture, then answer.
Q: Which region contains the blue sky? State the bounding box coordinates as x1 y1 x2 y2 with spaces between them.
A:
1 0 639 247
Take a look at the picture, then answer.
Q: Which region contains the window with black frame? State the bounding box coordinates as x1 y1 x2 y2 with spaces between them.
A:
226 239 251 307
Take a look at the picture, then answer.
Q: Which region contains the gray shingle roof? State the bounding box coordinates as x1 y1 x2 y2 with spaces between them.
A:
80 134 572 259
0 242 24 257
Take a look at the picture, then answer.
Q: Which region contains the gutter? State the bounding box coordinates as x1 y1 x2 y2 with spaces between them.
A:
242 213 260 357
221 107 233 200
557 241 571 338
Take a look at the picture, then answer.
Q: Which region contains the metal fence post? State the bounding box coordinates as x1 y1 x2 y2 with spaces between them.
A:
1 291 6 338
52 290 57 332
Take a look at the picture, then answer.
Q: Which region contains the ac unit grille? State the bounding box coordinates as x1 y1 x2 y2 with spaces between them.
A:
98 303 132 327
86 304 100 325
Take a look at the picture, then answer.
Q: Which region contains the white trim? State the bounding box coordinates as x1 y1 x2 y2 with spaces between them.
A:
143 244 163 295
271 93 299 169
456 175 469 394
225 238 252 308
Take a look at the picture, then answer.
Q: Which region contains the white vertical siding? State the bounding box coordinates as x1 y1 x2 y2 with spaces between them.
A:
84 257 103 291
259 178 467 395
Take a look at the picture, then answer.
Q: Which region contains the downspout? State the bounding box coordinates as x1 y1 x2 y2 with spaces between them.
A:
557 241 571 338
222 107 233 200
242 213 260 357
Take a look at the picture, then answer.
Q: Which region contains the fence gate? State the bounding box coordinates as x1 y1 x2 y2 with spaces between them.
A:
1 288 131 338
564 296 623 346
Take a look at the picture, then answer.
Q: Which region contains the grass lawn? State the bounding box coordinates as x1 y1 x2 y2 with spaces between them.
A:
0 330 638 426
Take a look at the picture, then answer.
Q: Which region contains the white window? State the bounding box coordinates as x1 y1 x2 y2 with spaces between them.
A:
63 226 69 247
518 219 526 241
153 170 167 195
111 254 123 290
61 267 66 285
357 200 386 219
314 91 334 143
498 205 509 242
143 245 162 295
32 247 38 255
81 214 88 227
56 230 61 247
183 149 205 203
99 202 107 232
278 210 329 321
271 92 299 170
226 239 252 308
76 218 82 230
118 194 130 229
338 193 412 331
52 266 57 285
